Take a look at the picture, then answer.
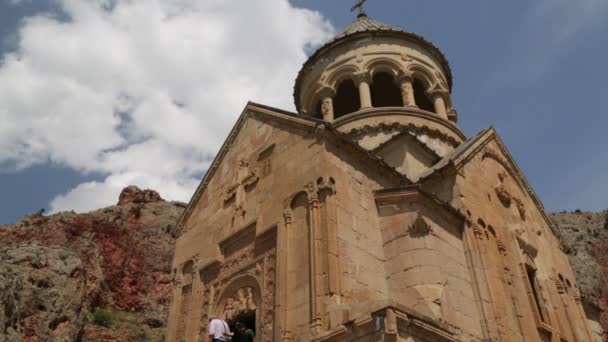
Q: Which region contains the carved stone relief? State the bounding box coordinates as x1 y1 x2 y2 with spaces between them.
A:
408 214 433 238
222 286 257 322
344 122 461 147
197 245 276 342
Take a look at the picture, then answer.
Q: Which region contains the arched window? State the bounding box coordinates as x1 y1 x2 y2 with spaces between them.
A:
182 260 194 275
371 72 403 108
334 79 360 118
413 78 434 113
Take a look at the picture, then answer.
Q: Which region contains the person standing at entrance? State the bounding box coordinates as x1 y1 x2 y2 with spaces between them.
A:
235 321 255 342
208 316 232 342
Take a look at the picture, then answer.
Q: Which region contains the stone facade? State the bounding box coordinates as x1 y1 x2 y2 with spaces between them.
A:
166 14 596 342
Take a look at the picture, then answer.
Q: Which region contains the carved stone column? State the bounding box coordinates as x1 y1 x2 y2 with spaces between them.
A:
187 260 204 342
397 74 416 108
308 193 324 335
166 273 183 342
325 193 340 301
354 72 372 109
463 219 501 340
279 212 292 342
427 89 449 119
318 86 336 122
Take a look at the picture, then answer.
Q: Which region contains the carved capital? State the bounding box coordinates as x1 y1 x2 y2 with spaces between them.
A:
426 88 449 100
283 211 292 224
352 72 372 85
175 273 183 287
396 71 415 84
316 85 336 98
472 224 485 240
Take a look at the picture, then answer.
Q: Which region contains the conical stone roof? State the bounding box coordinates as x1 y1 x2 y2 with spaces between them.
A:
293 14 452 112
329 14 403 44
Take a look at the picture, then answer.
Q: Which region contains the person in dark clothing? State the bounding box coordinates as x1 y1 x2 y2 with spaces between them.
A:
235 321 255 342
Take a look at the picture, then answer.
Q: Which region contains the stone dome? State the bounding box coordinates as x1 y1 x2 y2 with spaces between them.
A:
293 14 464 149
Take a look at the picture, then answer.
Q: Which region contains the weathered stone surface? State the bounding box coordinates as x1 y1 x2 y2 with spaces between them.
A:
0 244 85 342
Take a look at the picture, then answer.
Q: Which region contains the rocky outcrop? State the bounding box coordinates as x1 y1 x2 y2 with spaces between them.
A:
0 244 86 342
551 210 608 341
0 186 185 342
118 186 163 205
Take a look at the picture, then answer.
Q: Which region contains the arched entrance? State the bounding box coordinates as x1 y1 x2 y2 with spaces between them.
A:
215 276 261 339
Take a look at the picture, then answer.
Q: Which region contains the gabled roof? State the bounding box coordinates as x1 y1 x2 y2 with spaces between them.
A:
172 102 410 237
415 127 492 182
418 127 567 248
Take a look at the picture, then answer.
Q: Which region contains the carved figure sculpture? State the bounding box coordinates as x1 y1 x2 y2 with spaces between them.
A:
236 288 247 312
224 297 236 321
246 287 256 311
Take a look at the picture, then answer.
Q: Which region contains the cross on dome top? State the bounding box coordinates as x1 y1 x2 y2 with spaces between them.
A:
350 0 368 18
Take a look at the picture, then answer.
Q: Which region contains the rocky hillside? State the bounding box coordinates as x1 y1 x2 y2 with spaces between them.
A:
551 210 608 340
0 186 185 342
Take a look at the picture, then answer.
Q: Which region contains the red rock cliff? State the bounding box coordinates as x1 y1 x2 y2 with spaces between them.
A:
0 186 185 341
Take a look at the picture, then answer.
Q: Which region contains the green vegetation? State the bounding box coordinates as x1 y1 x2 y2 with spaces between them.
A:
92 308 114 327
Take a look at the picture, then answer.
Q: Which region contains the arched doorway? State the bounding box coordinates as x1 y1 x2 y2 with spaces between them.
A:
215 276 261 340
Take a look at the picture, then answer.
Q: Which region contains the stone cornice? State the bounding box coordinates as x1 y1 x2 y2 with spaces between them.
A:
333 107 465 144
374 185 466 222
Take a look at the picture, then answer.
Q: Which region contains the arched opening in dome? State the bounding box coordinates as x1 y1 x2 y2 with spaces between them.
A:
413 79 435 113
371 72 403 108
334 79 360 118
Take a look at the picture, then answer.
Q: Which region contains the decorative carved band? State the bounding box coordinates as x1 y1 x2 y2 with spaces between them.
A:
344 122 460 147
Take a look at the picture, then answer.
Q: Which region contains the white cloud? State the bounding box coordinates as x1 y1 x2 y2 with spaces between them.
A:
0 0 334 212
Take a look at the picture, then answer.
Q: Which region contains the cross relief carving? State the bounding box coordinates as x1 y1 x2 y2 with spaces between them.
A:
224 160 259 223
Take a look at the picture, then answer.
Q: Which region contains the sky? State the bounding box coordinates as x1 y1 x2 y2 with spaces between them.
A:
0 0 606 224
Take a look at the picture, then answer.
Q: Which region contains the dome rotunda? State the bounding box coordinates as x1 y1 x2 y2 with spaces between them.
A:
294 13 465 154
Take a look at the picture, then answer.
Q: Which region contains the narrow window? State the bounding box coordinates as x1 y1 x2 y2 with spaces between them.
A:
527 267 547 323
334 79 360 118
371 72 403 107
413 78 434 113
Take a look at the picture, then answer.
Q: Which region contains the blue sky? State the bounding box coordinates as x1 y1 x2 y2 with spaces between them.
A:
0 0 606 224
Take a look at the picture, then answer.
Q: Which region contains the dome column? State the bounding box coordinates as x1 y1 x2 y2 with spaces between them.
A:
397 73 417 108
318 86 336 121
428 89 449 120
354 72 372 109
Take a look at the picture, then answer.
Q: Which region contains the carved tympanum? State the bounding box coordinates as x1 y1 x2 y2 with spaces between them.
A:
223 286 257 322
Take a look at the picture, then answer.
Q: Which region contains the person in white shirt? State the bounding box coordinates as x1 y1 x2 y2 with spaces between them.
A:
208 316 232 342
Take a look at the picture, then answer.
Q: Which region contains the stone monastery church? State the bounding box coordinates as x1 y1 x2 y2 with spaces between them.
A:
166 9 597 342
